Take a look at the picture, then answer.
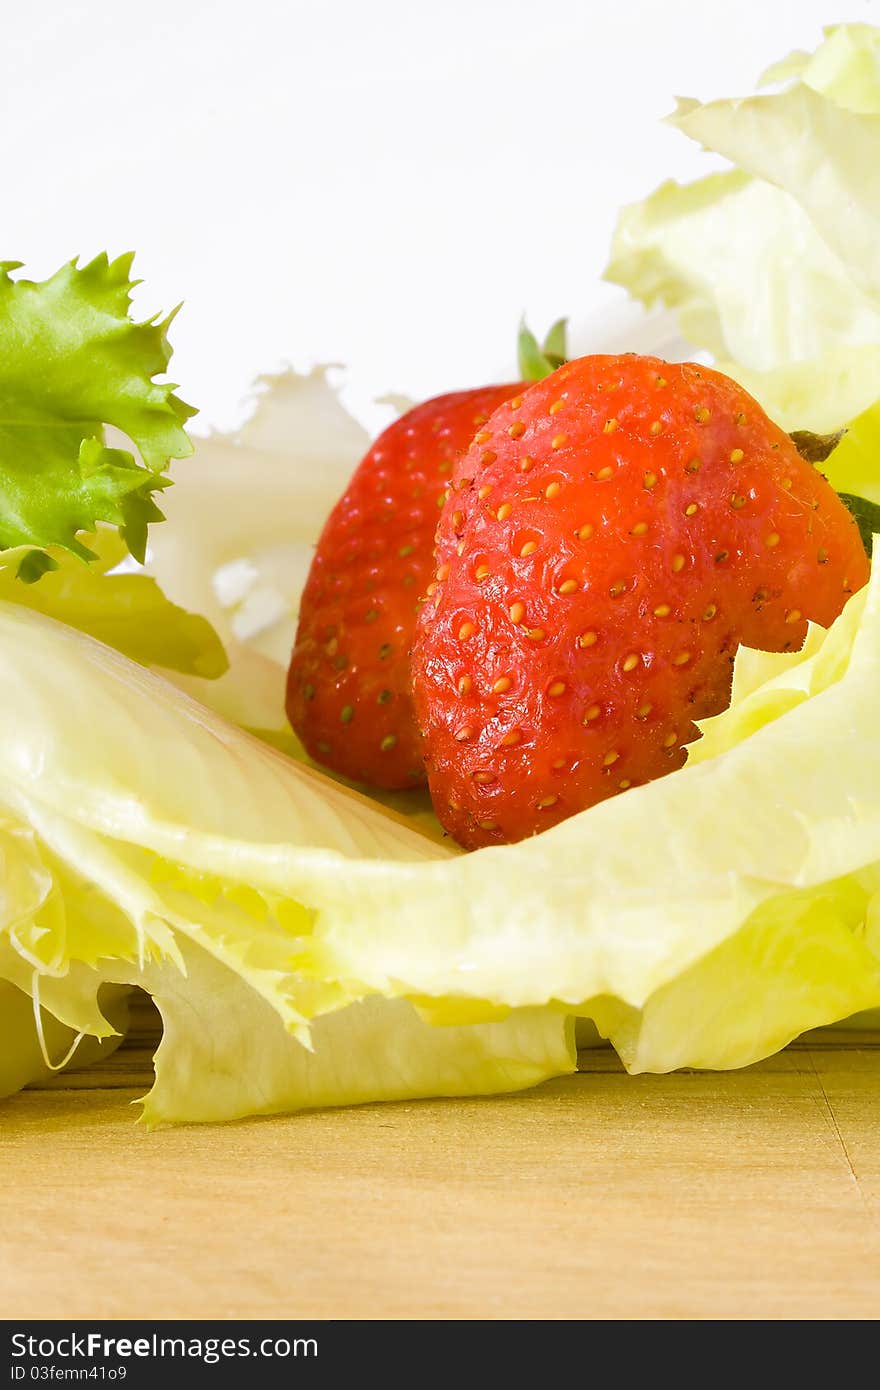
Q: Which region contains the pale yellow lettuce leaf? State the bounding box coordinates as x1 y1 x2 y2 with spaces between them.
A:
823 399 880 506
0 601 574 1116
606 23 880 431
0 978 130 1100
0 548 879 1110
0 531 226 678
669 86 880 306
760 22 880 113
129 940 574 1125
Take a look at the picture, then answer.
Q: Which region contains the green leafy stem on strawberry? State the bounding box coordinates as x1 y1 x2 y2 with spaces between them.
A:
517 319 569 383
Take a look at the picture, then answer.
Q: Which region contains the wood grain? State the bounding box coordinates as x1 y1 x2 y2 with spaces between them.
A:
2 1013 878 1320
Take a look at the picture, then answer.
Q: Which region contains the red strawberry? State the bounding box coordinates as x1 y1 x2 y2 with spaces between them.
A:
412 355 869 848
287 382 524 788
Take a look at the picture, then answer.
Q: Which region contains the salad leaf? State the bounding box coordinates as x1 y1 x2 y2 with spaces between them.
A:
0 255 194 565
0 980 130 1099
148 368 371 732
759 22 880 113
689 586 870 761
669 87 880 304
0 981 82 1099
0 604 573 1118
605 24 880 431
0 531 227 677
129 942 574 1125
0 254 228 682
822 398 880 505
1 546 879 1121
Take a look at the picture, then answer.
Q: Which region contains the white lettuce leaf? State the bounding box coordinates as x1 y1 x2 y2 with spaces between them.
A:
606 23 880 431
669 86 880 306
759 22 880 113
0 978 130 1100
0 601 573 1116
147 368 371 734
0 531 226 679
0 543 879 1117
128 941 574 1125
0 981 83 1099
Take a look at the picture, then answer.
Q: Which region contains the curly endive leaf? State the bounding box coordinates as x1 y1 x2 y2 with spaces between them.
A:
148 367 372 730
0 254 194 565
604 25 880 431
1 559 879 1105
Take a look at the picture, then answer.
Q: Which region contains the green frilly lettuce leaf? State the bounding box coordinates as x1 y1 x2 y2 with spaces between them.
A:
0 254 228 680
0 254 194 564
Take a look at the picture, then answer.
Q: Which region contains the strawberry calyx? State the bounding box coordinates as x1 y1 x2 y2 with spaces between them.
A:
517 318 569 382
789 429 846 464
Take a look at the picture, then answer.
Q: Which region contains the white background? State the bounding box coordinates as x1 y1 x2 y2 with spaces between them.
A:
3 0 879 429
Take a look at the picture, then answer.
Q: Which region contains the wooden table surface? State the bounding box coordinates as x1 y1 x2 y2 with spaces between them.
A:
2 1008 878 1321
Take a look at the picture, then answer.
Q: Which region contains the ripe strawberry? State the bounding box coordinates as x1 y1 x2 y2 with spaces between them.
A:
287 382 525 788
412 355 869 848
